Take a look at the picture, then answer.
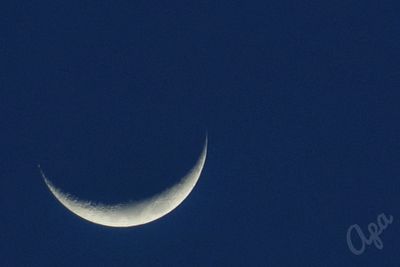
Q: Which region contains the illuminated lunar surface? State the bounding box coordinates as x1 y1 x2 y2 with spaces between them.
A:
41 137 207 227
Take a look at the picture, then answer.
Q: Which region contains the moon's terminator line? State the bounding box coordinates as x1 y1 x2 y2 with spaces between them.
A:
40 137 207 227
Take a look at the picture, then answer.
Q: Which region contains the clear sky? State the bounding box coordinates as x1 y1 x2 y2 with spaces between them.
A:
2 1 400 266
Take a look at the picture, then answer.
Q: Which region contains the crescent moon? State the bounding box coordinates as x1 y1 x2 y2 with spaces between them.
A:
40 137 207 227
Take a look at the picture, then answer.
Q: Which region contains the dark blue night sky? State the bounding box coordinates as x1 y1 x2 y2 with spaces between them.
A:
2 1 400 266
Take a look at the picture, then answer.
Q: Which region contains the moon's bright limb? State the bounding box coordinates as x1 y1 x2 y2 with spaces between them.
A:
40 137 207 227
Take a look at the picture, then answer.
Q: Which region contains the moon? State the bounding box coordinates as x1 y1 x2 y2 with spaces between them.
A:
40 137 207 227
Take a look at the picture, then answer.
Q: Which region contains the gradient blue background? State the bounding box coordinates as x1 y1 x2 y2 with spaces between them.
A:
2 1 400 266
